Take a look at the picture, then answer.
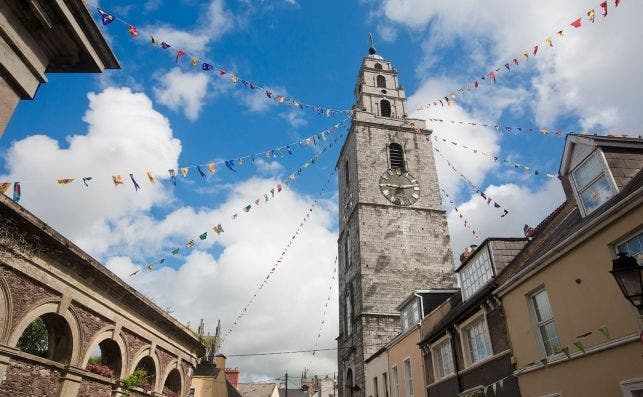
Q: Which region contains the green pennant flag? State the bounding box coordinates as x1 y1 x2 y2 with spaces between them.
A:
213 224 224 234
172 248 180 255
199 232 207 240
573 341 586 354
540 357 549 368
598 326 611 340
243 205 251 212
561 347 571 360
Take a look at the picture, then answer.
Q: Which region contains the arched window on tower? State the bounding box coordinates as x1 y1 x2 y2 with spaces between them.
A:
380 100 392 117
346 368 354 395
344 232 351 269
376 75 386 88
389 143 405 170
345 286 353 336
374 63 383 70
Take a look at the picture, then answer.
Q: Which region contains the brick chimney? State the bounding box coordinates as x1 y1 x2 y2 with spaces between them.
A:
459 245 478 264
226 367 240 389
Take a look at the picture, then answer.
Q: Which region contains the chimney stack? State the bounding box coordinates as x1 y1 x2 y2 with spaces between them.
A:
215 353 226 370
459 245 478 264
225 367 240 389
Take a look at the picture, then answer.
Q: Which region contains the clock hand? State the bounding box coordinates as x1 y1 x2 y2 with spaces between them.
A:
379 183 402 188
397 184 419 189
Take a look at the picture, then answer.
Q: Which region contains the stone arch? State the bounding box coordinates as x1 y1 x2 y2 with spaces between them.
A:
345 367 354 396
374 63 383 70
81 327 128 379
162 362 184 397
0 274 12 344
130 347 161 392
388 142 406 170
8 301 81 365
376 75 386 88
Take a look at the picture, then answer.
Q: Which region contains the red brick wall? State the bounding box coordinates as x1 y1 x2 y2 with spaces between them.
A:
77 378 113 397
71 302 112 355
157 347 176 376
0 357 61 396
0 265 57 329
122 328 150 363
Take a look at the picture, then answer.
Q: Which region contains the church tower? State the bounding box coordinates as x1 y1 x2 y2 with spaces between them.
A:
336 41 455 396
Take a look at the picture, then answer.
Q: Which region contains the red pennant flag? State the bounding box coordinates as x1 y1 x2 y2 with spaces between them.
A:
600 1 608 16
489 71 496 84
219 70 227 75
128 25 138 36
175 50 186 63
533 45 539 55
615 0 620 6
513 58 519 66
571 18 581 28
474 80 479 88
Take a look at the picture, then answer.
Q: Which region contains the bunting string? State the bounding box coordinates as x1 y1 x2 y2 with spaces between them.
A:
425 117 638 139
93 7 352 117
439 188 481 241
305 256 337 373
433 145 511 218
432 135 557 179
414 0 624 110
223 170 338 341
0 118 349 200
130 131 345 276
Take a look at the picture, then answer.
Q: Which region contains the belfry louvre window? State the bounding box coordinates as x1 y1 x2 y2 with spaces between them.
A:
380 100 392 117
377 75 387 88
389 143 405 170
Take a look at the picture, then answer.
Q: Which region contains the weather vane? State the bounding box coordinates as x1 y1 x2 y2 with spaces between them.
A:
368 32 377 54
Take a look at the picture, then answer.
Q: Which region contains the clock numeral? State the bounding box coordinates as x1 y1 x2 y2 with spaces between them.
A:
412 193 419 199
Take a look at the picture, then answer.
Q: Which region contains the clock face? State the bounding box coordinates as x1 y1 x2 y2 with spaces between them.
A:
379 169 420 206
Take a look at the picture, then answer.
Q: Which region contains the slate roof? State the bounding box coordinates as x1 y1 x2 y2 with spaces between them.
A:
278 389 308 397
228 380 243 397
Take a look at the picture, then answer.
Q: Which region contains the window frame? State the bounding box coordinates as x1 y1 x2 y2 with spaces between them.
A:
527 288 562 358
570 149 618 216
430 334 455 382
373 377 379 397
620 377 643 397
458 246 494 300
345 232 352 269
614 229 643 262
403 357 413 397
345 285 353 337
380 99 392 117
391 365 400 397
457 311 493 368
376 75 387 88
388 143 406 170
382 373 389 397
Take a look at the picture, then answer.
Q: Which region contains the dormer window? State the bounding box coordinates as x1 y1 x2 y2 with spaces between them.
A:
400 298 419 331
458 247 493 300
571 151 617 215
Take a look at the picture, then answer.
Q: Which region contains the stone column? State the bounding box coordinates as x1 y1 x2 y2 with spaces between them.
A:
56 370 83 397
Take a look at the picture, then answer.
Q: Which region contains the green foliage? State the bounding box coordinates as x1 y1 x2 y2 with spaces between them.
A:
122 369 151 393
88 356 102 365
16 317 48 358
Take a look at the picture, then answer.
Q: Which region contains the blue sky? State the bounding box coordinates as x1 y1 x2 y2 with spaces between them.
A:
2 0 641 381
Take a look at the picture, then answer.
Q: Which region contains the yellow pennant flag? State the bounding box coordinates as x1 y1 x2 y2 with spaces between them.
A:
57 178 75 185
0 182 10 193
231 74 238 84
112 175 124 186
146 171 155 183
276 95 284 103
587 9 595 23
191 56 198 67
523 51 529 59
185 240 195 248
540 128 549 135
545 36 553 47
208 163 216 173
265 151 271 158
180 167 189 177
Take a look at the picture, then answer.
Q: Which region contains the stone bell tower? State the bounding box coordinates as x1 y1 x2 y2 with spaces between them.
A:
336 38 455 397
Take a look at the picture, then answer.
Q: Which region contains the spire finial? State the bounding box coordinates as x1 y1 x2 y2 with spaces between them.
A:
368 32 376 55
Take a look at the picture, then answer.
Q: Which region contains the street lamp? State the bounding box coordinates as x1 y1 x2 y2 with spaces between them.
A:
610 252 643 313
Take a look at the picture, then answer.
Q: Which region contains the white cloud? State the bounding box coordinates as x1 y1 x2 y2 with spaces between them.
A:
378 0 643 131
0 87 181 257
446 179 564 260
377 23 398 43
280 110 308 129
254 158 285 175
236 86 286 113
153 67 210 121
104 176 340 379
144 0 235 53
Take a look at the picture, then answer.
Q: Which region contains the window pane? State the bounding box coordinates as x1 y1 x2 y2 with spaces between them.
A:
540 322 561 355
435 341 454 378
532 291 553 322
460 249 493 299
579 175 616 213
466 319 491 363
617 232 643 261
403 359 412 397
573 154 602 189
